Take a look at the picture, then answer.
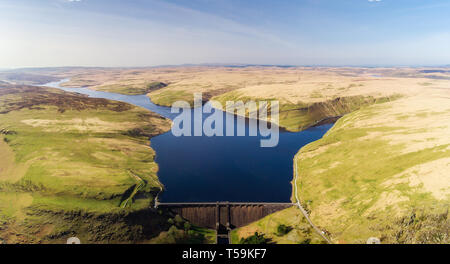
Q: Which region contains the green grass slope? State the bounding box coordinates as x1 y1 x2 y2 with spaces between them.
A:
0 84 174 243
291 96 449 243
234 95 449 244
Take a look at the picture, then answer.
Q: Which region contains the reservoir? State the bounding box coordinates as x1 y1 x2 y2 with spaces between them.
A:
44 80 332 203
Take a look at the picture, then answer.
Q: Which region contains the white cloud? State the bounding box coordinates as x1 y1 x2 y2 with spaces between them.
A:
368 0 382 2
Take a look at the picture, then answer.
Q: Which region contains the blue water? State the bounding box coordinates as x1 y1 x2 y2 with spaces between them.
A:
44 80 332 202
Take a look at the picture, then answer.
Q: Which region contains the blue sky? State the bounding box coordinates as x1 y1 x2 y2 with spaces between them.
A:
1 0 449 68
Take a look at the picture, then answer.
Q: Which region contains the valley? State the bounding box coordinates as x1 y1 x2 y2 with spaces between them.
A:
1 66 449 244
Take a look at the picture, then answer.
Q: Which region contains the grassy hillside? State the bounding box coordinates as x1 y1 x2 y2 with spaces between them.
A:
212 91 403 132
237 95 450 244
0 84 175 243
293 96 449 243
93 82 168 95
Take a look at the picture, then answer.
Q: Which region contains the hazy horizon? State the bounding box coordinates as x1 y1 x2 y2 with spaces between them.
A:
2 63 450 71
1 0 450 68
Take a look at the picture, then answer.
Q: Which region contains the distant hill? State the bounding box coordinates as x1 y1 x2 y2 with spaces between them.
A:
0 72 60 85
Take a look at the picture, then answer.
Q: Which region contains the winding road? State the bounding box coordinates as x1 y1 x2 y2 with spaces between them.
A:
294 155 332 244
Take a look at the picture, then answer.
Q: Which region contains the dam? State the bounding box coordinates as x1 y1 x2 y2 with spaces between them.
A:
157 202 294 243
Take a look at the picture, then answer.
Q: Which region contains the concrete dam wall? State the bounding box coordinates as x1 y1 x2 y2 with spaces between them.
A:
158 202 293 230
